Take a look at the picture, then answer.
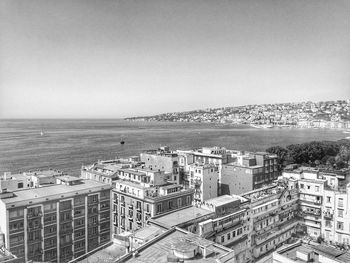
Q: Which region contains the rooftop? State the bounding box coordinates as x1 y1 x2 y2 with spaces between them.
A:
0 179 110 205
118 228 235 263
241 184 285 202
204 195 240 207
151 206 214 229
276 242 350 263
133 225 164 241
76 242 126 263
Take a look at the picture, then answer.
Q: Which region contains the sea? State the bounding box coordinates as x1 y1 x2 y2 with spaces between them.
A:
0 119 347 176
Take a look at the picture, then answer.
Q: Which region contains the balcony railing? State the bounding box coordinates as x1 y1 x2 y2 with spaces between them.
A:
27 212 42 219
324 212 333 219
28 224 42 231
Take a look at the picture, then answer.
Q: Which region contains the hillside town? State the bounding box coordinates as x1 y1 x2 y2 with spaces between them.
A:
1 144 350 263
126 99 350 130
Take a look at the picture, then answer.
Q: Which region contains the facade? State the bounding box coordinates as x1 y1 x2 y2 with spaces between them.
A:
282 168 350 246
113 167 194 235
140 146 180 184
0 177 112 263
178 147 232 194
81 158 137 184
197 195 251 263
242 181 300 261
0 169 66 193
221 151 279 195
188 163 218 202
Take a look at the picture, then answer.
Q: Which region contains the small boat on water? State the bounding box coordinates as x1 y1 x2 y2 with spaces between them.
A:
120 136 125 145
40 130 44 136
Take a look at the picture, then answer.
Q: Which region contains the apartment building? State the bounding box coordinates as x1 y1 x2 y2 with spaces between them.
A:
197 195 251 263
241 180 300 261
188 163 219 202
140 146 180 184
0 169 66 192
221 151 279 195
81 158 137 184
0 176 112 263
178 147 232 194
113 167 194 235
282 167 350 246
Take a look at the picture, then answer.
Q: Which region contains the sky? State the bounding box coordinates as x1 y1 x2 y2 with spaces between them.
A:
1 0 350 118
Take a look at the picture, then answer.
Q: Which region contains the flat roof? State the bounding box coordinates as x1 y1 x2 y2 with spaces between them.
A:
134 225 164 240
1 180 110 205
123 228 234 263
278 242 350 263
151 206 214 228
205 195 240 207
57 175 82 182
77 242 126 263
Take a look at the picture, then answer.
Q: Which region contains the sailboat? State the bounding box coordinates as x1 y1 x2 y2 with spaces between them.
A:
40 130 44 136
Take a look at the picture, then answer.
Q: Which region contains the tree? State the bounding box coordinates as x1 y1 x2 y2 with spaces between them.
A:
266 146 288 170
338 145 350 165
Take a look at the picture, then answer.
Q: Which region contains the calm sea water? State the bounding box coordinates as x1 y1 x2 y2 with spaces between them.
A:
0 119 347 176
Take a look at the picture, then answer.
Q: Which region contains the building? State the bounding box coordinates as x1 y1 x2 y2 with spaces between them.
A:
116 227 236 263
188 163 219 202
242 180 300 261
0 177 112 263
221 151 279 195
81 158 137 185
0 169 66 193
197 195 251 263
272 241 350 263
282 167 350 247
140 146 180 184
0 232 21 263
178 147 232 194
113 167 194 235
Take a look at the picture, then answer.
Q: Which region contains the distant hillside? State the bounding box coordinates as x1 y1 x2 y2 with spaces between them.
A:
125 99 350 129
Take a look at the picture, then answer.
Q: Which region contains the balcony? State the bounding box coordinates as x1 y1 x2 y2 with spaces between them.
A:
136 206 142 212
27 212 42 219
28 237 43 244
28 224 42 231
60 228 73 235
324 212 333 220
120 201 125 207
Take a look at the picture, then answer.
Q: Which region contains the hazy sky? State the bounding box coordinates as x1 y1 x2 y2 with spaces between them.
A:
1 0 350 118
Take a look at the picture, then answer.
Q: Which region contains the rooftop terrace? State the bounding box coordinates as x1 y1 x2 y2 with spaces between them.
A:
0 179 110 205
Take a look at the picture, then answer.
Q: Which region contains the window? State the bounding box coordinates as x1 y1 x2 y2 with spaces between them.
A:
327 196 331 203
227 233 231 240
156 204 162 214
315 186 319 192
300 184 304 189
186 196 191 205
307 185 310 190
17 182 23 189
337 221 344 230
177 198 182 207
338 198 344 208
221 236 224 243
338 209 344 218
